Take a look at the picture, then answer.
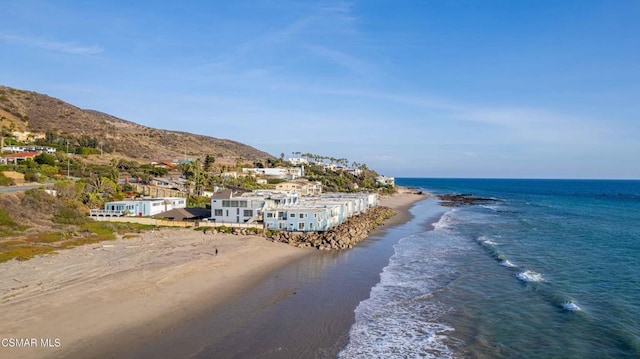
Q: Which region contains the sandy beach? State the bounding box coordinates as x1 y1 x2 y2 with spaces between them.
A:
0 191 427 359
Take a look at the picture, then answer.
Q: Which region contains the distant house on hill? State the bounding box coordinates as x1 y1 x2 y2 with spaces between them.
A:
275 179 323 196
375 175 395 187
1 145 55 153
287 157 308 165
1 151 40 165
153 160 177 169
150 177 188 191
242 167 304 180
10 131 45 142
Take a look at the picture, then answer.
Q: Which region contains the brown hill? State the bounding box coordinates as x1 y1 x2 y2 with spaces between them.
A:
0 85 273 164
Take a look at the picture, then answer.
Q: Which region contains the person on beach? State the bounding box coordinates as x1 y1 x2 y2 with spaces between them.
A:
215 248 218 256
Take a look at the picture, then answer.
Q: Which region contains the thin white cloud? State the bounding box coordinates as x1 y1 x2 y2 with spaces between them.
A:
277 84 610 145
304 44 377 77
0 33 103 55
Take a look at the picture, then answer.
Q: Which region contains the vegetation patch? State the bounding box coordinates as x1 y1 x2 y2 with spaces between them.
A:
0 207 27 236
59 236 114 249
26 231 71 243
215 225 234 234
0 246 57 263
0 172 14 186
0 221 157 263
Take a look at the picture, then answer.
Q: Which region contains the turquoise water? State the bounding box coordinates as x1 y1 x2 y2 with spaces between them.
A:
340 179 640 358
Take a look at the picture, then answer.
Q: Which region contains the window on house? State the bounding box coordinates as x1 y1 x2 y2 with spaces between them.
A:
214 209 223 216
290 213 296 218
243 210 253 217
298 222 305 230
266 212 274 218
310 222 314 229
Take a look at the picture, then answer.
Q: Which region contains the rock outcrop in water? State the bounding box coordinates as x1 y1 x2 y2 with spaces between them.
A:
436 194 502 207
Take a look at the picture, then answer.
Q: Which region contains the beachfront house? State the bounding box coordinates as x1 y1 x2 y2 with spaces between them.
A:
93 197 187 217
262 192 378 232
263 202 344 232
209 189 299 224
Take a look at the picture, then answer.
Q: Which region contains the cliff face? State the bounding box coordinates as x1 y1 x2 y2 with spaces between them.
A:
0 85 273 164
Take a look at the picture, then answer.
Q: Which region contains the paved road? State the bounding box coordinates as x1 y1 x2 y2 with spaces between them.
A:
0 183 54 193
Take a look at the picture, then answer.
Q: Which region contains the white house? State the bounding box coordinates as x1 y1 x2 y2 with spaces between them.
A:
376 175 395 187
275 179 323 196
150 177 188 191
263 192 378 232
264 205 342 232
2 145 56 153
94 197 186 217
210 189 299 224
242 167 304 180
287 157 308 165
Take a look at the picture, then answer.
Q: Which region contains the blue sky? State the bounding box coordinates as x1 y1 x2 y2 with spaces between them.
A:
1 0 639 179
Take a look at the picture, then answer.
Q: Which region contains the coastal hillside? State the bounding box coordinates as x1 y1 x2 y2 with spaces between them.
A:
0 85 273 164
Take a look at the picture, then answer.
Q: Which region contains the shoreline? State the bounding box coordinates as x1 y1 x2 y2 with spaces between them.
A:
0 190 428 359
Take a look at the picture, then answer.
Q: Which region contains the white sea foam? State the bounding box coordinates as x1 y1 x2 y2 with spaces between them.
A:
500 259 517 268
432 209 457 230
480 204 500 211
477 236 498 246
516 270 545 283
561 301 582 312
340 220 459 358
338 299 455 359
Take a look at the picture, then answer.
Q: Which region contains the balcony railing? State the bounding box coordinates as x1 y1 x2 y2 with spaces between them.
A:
90 209 125 217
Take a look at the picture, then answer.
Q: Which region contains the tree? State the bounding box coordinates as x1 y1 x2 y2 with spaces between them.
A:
38 164 59 178
54 180 85 201
235 157 244 170
34 153 56 166
204 154 215 172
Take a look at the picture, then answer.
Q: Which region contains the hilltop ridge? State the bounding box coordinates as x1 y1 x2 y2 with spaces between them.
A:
0 85 273 164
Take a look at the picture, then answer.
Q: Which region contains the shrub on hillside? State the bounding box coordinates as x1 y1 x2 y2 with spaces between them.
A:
34 153 57 166
53 201 89 224
0 172 14 186
24 172 38 182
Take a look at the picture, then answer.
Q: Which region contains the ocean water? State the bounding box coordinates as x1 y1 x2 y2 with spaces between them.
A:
339 178 640 359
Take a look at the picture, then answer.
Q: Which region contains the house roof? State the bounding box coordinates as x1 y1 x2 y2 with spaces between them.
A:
2 151 40 158
160 160 177 168
153 207 210 221
211 189 234 199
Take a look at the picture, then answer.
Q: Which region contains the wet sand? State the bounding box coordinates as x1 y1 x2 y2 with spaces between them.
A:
0 191 427 359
